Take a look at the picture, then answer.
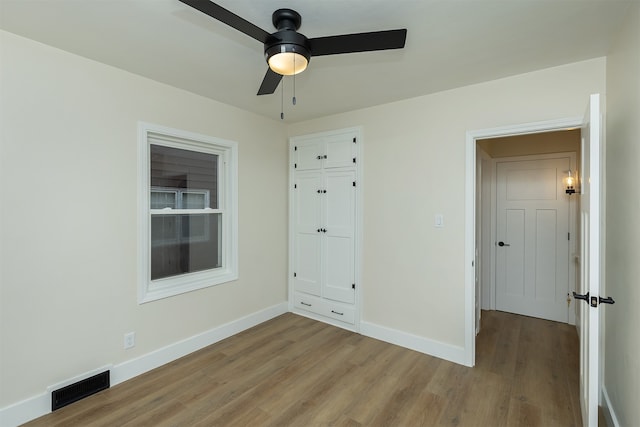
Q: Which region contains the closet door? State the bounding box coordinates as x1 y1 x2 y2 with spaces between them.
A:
294 140 323 171
293 171 322 296
324 132 357 169
323 169 356 304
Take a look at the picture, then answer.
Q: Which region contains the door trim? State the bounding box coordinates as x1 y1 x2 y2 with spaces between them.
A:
464 117 582 366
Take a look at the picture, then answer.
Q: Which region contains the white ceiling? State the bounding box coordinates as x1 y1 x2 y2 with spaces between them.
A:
0 0 633 123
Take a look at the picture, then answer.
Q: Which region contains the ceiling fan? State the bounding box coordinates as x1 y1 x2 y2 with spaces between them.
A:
179 0 408 95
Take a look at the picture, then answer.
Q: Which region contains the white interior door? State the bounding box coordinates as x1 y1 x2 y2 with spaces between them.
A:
475 150 482 334
495 156 571 322
577 93 602 427
323 169 355 303
293 171 322 296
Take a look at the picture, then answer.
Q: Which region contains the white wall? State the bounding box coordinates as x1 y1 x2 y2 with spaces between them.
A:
604 3 640 425
0 31 288 409
288 58 606 350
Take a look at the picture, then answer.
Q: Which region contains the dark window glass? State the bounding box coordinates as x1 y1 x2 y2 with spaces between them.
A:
150 144 221 280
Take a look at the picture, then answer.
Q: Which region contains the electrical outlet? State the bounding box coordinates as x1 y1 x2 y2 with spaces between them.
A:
124 332 135 349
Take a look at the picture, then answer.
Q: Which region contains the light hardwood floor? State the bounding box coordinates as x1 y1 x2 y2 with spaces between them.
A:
24 310 581 426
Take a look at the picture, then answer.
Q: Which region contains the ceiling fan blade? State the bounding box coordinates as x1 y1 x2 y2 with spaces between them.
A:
257 68 283 95
179 0 270 43
309 29 407 57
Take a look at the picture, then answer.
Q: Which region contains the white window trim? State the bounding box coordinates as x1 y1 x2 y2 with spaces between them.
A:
137 122 238 304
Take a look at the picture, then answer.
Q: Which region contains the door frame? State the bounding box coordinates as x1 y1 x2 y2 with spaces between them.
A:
464 117 582 366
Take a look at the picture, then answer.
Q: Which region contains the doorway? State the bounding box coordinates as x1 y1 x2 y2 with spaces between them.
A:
463 117 583 367
465 96 603 426
477 131 580 326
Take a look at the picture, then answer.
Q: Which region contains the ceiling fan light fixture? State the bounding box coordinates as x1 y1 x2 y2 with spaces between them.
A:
266 44 309 76
179 2 407 95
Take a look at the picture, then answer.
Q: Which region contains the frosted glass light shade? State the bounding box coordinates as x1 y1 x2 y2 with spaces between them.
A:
268 51 308 76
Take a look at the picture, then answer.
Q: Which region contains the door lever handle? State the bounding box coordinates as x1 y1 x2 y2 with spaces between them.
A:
498 241 511 247
573 291 589 302
573 292 615 307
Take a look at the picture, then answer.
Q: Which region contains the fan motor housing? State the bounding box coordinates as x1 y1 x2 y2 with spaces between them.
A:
264 30 311 64
264 8 310 70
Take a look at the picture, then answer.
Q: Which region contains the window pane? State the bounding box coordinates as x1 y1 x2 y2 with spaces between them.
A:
182 192 206 209
150 190 177 209
151 215 178 244
151 213 221 280
150 144 218 209
182 213 206 240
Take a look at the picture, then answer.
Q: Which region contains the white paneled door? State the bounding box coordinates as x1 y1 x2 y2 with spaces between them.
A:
577 93 602 427
294 169 355 305
323 170 356 304
495 156 571 322
293 171 322 296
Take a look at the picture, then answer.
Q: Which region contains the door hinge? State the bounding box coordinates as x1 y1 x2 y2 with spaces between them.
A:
294 146 297 151
353 137 357 143
294 163 297 169
294 183 297 189
294 272 297 277
352 283 355 289
353 157 356 164
353 181 356 187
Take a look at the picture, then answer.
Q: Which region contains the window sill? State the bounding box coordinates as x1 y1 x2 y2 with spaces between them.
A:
139 268 238 304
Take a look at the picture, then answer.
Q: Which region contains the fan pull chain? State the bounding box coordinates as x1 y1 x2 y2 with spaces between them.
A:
280 78 284 120
292 54 297 106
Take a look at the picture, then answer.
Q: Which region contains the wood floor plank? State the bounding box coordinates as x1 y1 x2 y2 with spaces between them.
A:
23 311 582 427
367 355 441 426
261 346 359 426
394 388 446 426
506 397 543 427
302 342 417 424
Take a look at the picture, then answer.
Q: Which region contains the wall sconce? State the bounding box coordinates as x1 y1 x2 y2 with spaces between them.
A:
565 170 577 195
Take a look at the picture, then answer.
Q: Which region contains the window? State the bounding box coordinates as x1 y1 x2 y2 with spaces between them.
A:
138 122 238 303
150 187 211 246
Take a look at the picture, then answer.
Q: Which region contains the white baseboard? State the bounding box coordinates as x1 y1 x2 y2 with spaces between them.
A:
360 321 467 366
602 386 620 427
0 302 288 427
